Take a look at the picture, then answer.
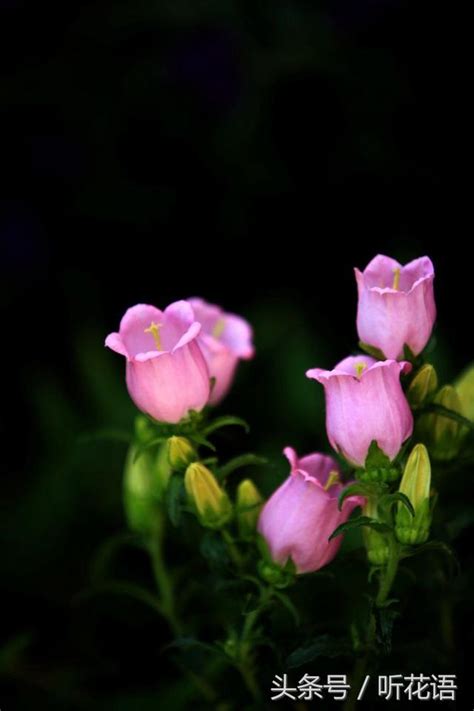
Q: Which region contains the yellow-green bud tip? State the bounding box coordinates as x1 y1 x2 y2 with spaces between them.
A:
399 443 431 510
407 364 438 409
237 479 263 539
167 436 196 470
455 363 474 422
184 462 232 529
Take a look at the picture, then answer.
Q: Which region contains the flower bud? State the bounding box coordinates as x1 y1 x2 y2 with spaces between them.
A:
184 462 232 529
455 363 474 423
395 444 432 545
417 385 466 460
407 364 438 409
167 436 196 470
123 444 171 534
362 498 389 566
236 479 263 539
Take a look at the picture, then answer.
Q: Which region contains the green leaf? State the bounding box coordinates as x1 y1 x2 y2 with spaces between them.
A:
358 341 386 360
218 453 267 479
329 516 391 542
272 591 300 626
378 492 415 519
166 475 184 526
199 532 229 570
164 637 226 658
418 403 474 430
337 483 374 511
203 416 250 435
188 433 216 452
133 436 167 463
365 440 392 469
286 635 351 668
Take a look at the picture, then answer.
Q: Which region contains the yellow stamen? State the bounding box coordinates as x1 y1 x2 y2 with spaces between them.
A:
324 470 340 492
355 361 367 378
212 318 226 339
392 267 401 290
144 321 162 350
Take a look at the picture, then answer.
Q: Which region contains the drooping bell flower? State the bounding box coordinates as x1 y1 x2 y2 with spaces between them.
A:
306 355 413 467
258 447 364 574
355 254 436 359
187 298 254 405
106 301 210 423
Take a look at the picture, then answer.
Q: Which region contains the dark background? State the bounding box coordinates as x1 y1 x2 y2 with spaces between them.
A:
1 1 472 709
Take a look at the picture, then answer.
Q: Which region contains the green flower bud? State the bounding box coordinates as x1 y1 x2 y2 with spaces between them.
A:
395 444 432 545
407 364 438 409
362 498 389 566
123 444 170 534
417 385 466 460
236 479 263 539
167 436 196 470
184 463 232 529
455 363 474 422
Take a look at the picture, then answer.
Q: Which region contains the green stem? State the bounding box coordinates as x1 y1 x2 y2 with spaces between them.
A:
344 536 400 711
221 528 245 570
376 535 400 607
148 520 182 636
236 586 272 703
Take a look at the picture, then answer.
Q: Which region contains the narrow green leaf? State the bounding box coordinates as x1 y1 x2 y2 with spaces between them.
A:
189 433 217 451
133 436 167 463
218 453 267 479
419 403 474 430
329 516 391 542
203 416 250 435
286 635 351 668
337 483 372 511
272 591 300 626
379 492 415 518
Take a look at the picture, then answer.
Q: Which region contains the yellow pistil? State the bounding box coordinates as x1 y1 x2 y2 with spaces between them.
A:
355 361 367 378
144 321 162 350
324 470 340 492
212 318 226 339
392 267 401 290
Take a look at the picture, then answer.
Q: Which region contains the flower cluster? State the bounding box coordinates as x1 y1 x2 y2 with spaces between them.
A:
258 254 437 573
104 254 473 702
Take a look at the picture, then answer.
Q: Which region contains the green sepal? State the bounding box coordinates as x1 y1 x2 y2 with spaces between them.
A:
358 341 386 360
378 491 415 520
203 415 250 436
328 515 391 542
337 482 383 511
357 441 400 483
218 453 267 479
